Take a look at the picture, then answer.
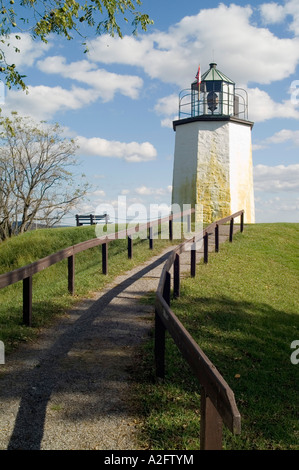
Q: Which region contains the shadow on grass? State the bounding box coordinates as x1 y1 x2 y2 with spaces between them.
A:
134 294 299 450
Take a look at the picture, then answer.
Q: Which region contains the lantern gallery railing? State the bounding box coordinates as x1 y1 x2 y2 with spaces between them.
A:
178 87 248 120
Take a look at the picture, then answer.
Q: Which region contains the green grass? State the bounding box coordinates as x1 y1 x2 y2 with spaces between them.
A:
132 223 299 450
0 222 181 353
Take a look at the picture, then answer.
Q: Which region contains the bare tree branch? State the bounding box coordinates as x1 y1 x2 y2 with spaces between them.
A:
0 112 90 240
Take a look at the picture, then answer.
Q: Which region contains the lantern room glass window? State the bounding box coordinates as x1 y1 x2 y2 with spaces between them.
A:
190 63 235 117
191 81 235 116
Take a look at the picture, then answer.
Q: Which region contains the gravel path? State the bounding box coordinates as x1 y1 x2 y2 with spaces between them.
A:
0 226 233 450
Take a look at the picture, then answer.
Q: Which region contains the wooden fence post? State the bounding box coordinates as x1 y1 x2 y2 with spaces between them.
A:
128 235 133 259
23 276 32 326
229 218 234 242
215 224 219 253
191 239 196 277
149 226 153 250
163 271 171 306
174 253 180 298
200 388 223 450
169 219 173 241
68 255 75 295
240 212 244 233
155 271 170 379
102 243 108 275
204 232 209 264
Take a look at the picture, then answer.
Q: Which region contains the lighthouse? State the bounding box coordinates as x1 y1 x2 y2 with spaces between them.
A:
171 63 255 224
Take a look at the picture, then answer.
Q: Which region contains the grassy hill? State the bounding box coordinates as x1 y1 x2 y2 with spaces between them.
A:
0 223 179 353
1 222 298 450
133 223 299 450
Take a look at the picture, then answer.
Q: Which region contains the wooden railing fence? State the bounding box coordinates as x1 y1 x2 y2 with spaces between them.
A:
155 210 244 450
0 209 193 327
0 207 245 450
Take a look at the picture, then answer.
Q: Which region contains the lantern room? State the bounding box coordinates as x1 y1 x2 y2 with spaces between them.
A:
179 63 248 120
172 62 255 225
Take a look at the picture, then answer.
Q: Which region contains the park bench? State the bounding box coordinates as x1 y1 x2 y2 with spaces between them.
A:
75 214 110 226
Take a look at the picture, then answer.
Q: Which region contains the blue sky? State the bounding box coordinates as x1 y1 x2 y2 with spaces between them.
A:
3 0 299 224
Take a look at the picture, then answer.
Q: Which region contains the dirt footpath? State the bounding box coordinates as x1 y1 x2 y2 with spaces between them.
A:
0 226 232 450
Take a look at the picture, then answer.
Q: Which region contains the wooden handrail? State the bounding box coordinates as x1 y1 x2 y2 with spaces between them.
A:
1 207 244 448
155 210 244 450
0 208 195 325
0 208 195 290
155 292 241 434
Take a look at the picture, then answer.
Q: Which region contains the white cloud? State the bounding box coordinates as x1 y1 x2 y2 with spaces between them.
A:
254 195 299 222
154 94 178 127
253 129 299 150
135 185 172 196
264 129 299 145
77 136 157 163
286 0 299 36
92 189 106 197
135 186 155 196
247 87 299 122
87 35 152 66
254 163 299 192
37 55 143 101
260 1 299 36
252 143 266 151
5 85 96 120
74 201 95 214
156 85 299 125
4 52 144 120
84 3 299 126
154 94 178 116
1 33 51 68
7 4 299 127
260 3 286 24
160 118 173 128
87 4 299 88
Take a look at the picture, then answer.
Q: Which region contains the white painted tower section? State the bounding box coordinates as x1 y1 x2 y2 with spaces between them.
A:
172 118 255 224
229 121 255 223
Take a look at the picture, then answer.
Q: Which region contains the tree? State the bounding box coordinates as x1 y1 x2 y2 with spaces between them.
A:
0 112 89 240
0 0 153 90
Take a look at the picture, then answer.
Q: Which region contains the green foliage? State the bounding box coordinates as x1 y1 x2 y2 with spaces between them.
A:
0 0 153 89
0 225 95 273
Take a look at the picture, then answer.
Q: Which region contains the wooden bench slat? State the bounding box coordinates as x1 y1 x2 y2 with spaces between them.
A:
76 214 110 226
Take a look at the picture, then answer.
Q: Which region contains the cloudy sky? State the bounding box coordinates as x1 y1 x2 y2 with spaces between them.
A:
2 0 299 223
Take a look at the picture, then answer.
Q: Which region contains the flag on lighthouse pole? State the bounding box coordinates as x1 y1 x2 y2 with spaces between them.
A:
196 65 201 103
196 65 201 89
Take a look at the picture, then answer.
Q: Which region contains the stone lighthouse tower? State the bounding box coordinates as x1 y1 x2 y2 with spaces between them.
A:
171 63 255 224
